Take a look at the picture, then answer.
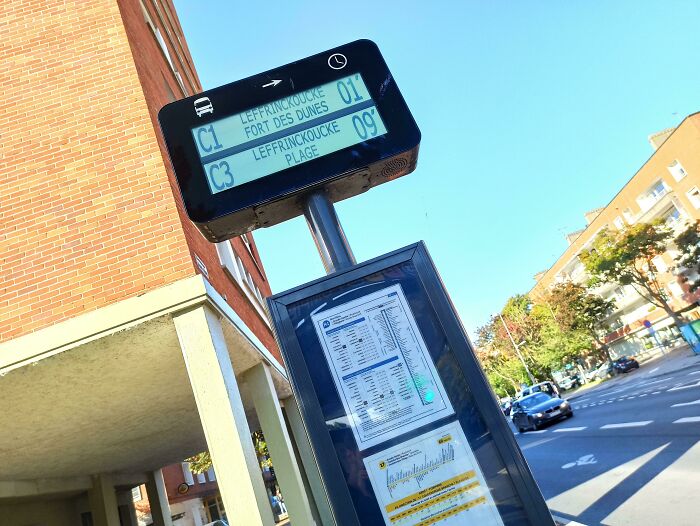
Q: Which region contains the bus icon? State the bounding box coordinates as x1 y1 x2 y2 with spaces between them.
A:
194 97 213 117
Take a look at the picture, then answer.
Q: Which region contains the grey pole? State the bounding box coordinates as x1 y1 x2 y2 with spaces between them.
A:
303 190 356 274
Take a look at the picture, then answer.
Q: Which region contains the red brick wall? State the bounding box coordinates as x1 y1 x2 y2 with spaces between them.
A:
0 1 278 360
0 0 194 342
117 0 278 356
162 463 220 505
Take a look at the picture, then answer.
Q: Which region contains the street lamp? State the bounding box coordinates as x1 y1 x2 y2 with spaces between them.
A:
495 312 536 385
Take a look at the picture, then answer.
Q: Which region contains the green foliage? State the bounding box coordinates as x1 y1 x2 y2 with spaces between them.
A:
185 451 212 474
580 223 680 321
185 431 271 474
674 220 700 292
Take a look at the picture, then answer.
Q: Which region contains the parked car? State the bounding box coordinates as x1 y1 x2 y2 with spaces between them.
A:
613 356 640 373
500 400 512 416
595 362 615 380
517 381 560 399
558 375 580 391
583 366 601 382
511 392 573 433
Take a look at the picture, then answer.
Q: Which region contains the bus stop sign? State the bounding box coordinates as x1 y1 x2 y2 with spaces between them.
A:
158 40 421 242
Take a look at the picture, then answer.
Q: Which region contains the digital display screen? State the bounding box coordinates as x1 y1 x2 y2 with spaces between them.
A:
190 73 388 194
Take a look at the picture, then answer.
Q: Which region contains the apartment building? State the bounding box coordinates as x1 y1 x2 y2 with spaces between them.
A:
0 2 316 525
531 113 700 357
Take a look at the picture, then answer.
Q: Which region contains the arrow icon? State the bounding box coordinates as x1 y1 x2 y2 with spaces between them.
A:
262 79 282 88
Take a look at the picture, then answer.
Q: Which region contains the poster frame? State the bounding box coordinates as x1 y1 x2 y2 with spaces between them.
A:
267 242 554 526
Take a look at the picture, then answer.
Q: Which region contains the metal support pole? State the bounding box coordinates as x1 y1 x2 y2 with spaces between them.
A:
303 190 356 274
497 312 536 385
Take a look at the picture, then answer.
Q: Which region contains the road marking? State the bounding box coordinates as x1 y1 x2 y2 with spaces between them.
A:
639 394 648 397
652 391 662 394
601 421 652 429
627 396 637 399
645 378 670 386
576 398 591 403
554 427 587 432
561 454 597 469
527 430 547 434
521 437 558 450
617 398 625 401
671 399 700 408
689 370 700 375
673 416 700 424
668 380 700 392
647 367 659 375
606 400 613 403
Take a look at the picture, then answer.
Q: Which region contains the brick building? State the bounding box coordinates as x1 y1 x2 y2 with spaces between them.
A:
0 2 317 525
530 113 700 357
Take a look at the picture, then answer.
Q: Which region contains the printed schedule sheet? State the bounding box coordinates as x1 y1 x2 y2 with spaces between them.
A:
312 284 454 450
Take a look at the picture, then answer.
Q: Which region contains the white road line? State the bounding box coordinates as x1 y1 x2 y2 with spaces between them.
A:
601 421 653 429
646 378 670 386
627 396 637 399
673 417 700 424
639 394 648 397
671 399 700 408
668 380 700 392
617 398 625 402
606 400 614 404
647 367 659 375
652 391 662 395
554 427 587 432
527 430 547 434
689 370 700 375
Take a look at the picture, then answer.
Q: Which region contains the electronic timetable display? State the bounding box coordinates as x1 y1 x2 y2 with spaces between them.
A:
159 40 420 242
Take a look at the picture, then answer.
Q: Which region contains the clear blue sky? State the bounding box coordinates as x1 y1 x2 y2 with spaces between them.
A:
172 0 700 335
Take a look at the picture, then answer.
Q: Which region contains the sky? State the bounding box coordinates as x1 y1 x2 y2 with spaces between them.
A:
172 0 700 336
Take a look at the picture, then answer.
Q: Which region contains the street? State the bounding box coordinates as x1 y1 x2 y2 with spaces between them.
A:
513 350 700 526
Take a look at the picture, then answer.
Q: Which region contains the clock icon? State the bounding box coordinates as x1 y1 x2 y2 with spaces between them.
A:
328 53 347 70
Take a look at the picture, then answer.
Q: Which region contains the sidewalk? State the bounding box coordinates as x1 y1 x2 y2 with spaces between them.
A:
566 344 700 400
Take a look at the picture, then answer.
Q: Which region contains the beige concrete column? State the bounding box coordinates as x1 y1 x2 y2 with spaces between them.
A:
244 363 316 526
173 305 274 526
146 470 173 526
283 396 336 526
88 474 121 526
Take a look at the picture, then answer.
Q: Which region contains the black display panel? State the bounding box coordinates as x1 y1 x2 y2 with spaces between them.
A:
158 40 420 242
268 243 554 526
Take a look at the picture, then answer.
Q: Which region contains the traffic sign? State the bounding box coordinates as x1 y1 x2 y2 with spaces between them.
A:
158 40 421 242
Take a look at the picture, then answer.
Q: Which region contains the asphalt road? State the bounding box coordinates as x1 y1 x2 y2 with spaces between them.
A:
513 356 700 526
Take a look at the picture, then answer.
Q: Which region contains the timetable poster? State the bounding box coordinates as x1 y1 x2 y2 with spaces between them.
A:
312 284 454 450
363 421 505 526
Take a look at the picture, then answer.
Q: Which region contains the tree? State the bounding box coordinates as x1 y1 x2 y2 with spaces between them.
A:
547 281 616 363
185 430 271 474
580 223 685 327
674 220 700 293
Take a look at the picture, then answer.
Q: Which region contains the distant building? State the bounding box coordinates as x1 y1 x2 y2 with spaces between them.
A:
531 113 700 357
0 1 315 525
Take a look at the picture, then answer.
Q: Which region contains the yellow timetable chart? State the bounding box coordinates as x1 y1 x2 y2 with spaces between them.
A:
363 421 505 526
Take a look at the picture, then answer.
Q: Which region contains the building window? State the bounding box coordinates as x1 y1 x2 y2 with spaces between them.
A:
662 205 681 226
687 187 700 209
668 281 684 298
668 160 687 182
652 256 668 273
637 180 669 212
181 462 195 486
613 216 625 230
204 496 226 522
215 242 271 325
131 486 142 502
622 208 634 223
